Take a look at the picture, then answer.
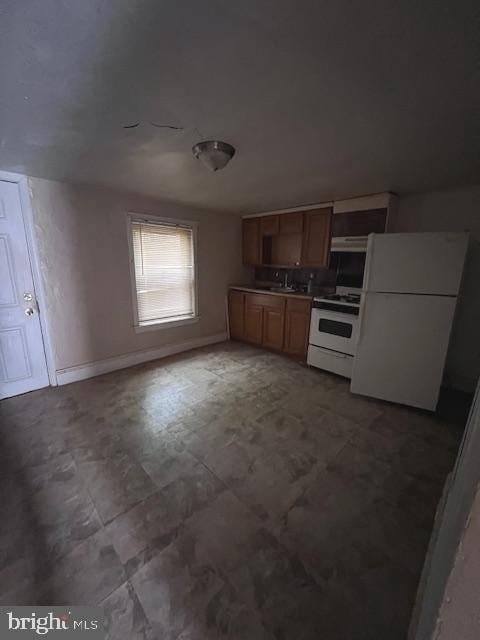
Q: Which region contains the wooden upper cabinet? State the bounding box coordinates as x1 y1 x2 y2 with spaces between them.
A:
243 219 261 265
271 234 302 267
279 212 303 234
243 209 332 267
302 208 332 267
260 215 279 236
332 209 387 237
228 290 245 340
272 213 303 266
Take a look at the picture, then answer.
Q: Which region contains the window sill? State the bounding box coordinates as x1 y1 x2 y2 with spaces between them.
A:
134 316 200 333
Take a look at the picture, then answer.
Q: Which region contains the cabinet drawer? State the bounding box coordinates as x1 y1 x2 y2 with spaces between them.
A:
286 298 311 314
246 293 285 310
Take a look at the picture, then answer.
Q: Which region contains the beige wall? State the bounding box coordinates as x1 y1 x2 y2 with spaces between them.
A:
433 484 480 640
29 177 247 371
392 185 480 392
30 177 480 387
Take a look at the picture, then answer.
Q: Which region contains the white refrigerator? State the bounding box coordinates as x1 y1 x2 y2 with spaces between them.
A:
350 232 468 411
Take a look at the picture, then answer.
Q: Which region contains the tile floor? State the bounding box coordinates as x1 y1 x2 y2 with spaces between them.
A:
0 342 471 639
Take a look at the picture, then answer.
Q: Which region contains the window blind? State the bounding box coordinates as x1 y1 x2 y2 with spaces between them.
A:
131 220 195 324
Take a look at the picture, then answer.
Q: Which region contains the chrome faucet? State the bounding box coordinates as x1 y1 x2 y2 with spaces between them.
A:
284 272 289 288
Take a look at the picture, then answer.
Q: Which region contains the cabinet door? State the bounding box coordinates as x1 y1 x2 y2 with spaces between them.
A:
260 215 279 236
279 212 303 234
228 290 245 340
302 209 332 267
284 310 310 357
263 306 285 350
245 296 263 344
332 209 387 237
272 233 302 266
284 299 311 358
243 219 261 265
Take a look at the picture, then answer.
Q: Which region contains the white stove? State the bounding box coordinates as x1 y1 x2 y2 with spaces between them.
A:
318 292 361 305
307 287 362 378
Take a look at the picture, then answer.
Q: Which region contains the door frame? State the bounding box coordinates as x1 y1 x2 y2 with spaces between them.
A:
0 170 57 387
409 378 480 639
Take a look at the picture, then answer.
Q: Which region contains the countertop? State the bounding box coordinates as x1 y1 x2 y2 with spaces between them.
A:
229 285 314 300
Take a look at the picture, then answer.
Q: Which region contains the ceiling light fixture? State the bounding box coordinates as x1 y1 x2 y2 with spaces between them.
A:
192 140 235 171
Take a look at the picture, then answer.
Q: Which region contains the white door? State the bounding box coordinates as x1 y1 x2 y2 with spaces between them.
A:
365 232 468 295
351 292 457 410
0 180 49 399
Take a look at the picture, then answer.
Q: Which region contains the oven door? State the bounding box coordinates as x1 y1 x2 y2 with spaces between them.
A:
309 307 359 355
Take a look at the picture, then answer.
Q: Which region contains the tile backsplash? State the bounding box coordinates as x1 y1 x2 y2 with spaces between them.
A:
254 266 336 290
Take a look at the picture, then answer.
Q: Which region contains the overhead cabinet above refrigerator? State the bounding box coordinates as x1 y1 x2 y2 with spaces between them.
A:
351 232 469 411
330 192 394 252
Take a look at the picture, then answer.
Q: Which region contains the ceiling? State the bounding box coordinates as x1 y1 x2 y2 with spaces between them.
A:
0 0 479 213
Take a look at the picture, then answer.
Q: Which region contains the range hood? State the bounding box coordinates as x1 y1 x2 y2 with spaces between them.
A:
330 235 368 252
330 193 394 252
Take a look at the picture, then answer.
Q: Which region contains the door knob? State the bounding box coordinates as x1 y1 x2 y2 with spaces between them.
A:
24 307 35 316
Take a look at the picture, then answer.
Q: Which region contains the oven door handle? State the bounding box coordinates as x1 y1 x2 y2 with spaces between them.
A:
314 346 350 359
313 309 357 321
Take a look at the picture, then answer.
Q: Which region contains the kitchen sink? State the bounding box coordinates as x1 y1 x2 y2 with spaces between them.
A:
269 286 297 293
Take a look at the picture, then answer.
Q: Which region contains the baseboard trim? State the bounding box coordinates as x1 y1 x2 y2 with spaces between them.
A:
56 332 228 386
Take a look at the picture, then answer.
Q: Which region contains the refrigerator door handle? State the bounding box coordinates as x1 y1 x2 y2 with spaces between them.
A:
356 292 368 347
357 234 375 348
362 233 375 291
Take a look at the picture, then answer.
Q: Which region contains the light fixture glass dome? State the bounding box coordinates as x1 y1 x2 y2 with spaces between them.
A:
192 140 235 171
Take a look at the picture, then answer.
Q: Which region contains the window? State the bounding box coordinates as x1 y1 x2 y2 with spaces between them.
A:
128 215 198 330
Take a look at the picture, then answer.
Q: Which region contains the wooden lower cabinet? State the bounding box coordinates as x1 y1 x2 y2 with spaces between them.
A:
228 290 245 339
244 296 263 344
229 290 311 359
284 298 311 357
262 303 286 350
